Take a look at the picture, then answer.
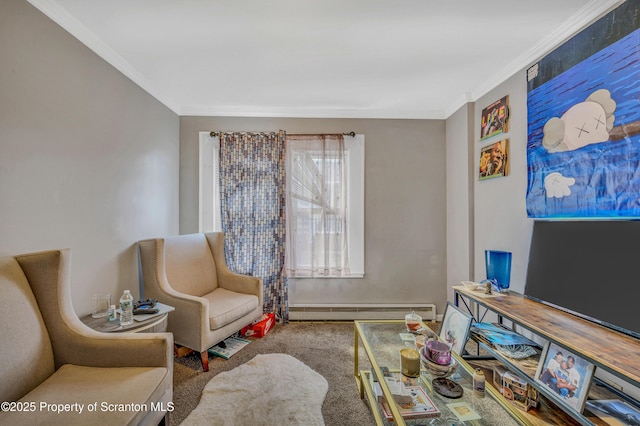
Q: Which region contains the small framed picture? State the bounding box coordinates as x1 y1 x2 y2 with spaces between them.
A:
481 95 510 140
535 342 595 413
479 139 509 180
439 302 473 355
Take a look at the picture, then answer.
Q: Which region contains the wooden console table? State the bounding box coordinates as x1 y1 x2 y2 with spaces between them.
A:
454 286 640 425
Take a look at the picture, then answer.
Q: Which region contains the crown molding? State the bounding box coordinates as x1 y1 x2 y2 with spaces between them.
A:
27 0 181 114
463 0 624 116
179 105 447 120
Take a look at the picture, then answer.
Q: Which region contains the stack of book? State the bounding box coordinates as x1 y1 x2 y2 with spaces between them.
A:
370 368 440 421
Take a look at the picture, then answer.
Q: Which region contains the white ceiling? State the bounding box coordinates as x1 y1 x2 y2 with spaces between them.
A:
29 0 622 119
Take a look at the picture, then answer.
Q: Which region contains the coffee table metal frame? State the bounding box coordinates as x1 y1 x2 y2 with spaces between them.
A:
354 320 530 425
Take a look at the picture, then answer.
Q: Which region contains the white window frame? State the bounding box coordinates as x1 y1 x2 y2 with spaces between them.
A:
199 132 221 233
198 131 364 277
344 134 365 277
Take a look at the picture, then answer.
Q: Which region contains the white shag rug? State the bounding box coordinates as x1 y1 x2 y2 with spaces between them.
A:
180 353 329 426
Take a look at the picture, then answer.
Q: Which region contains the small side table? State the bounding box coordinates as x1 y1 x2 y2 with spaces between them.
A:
81 302 174 333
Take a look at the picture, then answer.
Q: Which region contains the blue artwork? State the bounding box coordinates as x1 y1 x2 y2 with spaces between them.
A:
526 1 640 218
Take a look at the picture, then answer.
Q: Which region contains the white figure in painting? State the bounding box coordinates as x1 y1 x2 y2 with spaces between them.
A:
542 89 616 153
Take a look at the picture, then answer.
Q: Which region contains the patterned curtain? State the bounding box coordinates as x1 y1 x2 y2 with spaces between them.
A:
219 131 288 322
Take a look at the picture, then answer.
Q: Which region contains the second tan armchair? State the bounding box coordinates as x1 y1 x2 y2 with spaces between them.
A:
138 232 263 371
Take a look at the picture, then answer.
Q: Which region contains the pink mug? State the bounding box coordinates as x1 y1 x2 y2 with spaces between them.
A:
426 340 452 365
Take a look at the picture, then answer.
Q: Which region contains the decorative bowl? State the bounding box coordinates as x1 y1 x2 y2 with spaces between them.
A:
425 339 452 365
461 280 481 291
420 347 458 379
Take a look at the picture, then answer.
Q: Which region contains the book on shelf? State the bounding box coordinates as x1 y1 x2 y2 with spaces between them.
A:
379 385 441 421
208 336 251 360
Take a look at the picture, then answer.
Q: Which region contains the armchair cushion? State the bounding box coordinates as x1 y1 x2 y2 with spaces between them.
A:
3 365 170 426
203 287 260 330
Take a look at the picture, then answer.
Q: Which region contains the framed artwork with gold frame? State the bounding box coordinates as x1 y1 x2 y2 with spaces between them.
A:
479 139 509 180
481 95 510 140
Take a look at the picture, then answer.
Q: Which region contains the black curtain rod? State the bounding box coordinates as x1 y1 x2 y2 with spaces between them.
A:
289 132 356 137
209 131 356 138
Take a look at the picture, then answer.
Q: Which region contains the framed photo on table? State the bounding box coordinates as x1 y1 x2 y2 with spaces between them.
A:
535 341 595 413
439 302 473 355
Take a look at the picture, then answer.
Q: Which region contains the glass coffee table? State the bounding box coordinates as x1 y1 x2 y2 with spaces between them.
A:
354 320 527 425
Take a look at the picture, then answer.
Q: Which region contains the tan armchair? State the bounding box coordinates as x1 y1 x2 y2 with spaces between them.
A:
138 232 263 371
0 249 173 426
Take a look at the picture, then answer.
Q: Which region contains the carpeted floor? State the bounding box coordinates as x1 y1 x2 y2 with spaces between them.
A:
171 321 377 426
179 353 328 425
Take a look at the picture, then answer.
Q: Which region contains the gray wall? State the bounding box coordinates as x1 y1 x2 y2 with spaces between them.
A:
444 71 531 323
471 73 532 293
445 73 531 297
445 103 474 302
180 117 448 312
0 0 180 315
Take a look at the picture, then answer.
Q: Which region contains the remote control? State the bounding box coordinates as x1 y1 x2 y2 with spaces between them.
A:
133 308 159 315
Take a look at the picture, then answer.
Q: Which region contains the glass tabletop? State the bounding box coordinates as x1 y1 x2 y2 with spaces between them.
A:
355 320 523 425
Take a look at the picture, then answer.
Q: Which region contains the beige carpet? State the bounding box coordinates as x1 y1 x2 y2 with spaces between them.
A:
171 321 376 426
180 353 328 426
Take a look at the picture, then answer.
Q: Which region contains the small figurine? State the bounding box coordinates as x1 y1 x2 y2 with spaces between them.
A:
485 281 492 294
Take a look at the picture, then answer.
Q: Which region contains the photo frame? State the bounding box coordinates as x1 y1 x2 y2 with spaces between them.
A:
535 342 595 413
479 139 509 180
481 95 510 140
438 302 473 355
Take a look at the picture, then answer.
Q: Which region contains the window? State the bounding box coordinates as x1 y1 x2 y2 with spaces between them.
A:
198 131 364 277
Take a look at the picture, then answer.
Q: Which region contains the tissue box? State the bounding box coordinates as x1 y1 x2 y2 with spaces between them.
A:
241 312 276 338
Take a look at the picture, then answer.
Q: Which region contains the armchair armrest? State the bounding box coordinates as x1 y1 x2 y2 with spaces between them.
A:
218 269 263 299
151 284 210 352
15 249 173 370
56 317 173 369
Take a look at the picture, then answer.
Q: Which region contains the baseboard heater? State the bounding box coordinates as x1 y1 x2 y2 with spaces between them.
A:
288 303 437 321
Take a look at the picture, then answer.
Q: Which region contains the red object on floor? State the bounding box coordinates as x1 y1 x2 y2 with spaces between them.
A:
241 312 276 338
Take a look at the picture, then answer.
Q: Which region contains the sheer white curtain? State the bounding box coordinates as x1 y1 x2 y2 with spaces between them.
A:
285 134 350 277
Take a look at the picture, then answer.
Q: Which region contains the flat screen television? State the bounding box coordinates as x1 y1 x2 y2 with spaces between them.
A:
525 220 640 339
